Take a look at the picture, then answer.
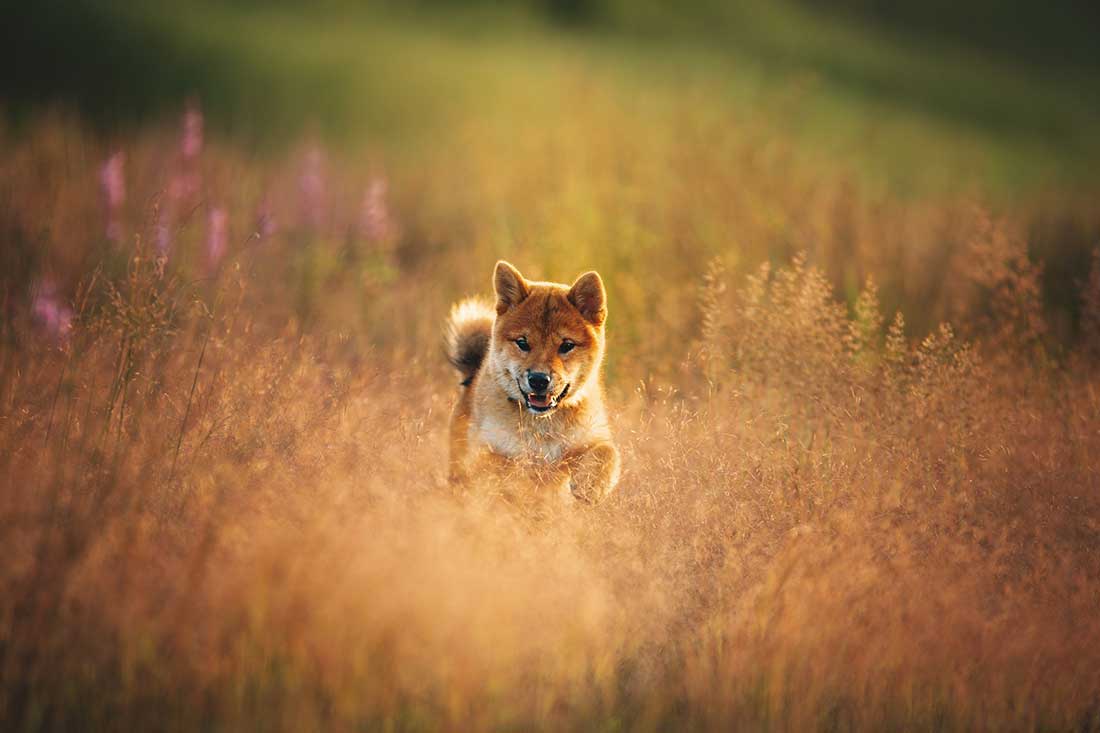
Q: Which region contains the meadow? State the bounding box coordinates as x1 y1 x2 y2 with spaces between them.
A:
3 1 1100 730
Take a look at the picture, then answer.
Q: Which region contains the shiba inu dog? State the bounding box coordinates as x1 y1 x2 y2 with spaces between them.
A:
445 261 620 504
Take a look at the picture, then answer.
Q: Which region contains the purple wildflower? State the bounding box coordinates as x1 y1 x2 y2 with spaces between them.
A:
99 151 126 241
155 220 174 257
359 176 394 243
31 280 74 342
181 101 204 160
297 145 327 230
165 102 205 213
206 206 228 273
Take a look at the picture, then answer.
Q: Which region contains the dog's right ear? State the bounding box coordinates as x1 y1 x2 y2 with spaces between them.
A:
494 260 529 314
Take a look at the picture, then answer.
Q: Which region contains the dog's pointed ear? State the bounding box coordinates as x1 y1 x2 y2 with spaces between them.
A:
568 270 606 326
494 260 530 314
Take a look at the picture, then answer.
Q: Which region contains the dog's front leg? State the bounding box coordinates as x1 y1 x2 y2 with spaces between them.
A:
567 441 621 504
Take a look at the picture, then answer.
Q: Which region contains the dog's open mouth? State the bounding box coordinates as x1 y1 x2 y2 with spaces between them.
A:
521 383 570 414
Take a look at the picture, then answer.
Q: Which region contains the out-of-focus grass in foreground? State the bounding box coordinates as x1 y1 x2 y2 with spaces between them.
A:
3 1 1100 730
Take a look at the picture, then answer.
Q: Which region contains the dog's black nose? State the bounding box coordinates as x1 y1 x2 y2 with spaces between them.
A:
527 371 551 393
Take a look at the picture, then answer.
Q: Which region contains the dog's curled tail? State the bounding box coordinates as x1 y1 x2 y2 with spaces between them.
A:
445 297 495 386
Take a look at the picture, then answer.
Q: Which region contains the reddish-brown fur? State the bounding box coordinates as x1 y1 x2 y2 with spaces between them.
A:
445 261 620 503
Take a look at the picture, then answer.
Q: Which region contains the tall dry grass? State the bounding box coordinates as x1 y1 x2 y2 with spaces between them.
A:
2 109 1100 730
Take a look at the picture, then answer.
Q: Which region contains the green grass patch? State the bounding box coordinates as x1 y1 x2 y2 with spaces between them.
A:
5 0 1100 195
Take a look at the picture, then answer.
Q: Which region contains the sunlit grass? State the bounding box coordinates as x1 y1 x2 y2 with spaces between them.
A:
1 100 1099 729
2 2 1100 729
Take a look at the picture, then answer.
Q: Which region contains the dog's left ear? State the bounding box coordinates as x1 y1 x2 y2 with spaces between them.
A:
568 271 607 326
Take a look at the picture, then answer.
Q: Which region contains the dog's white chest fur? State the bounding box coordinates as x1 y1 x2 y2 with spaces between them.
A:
474 410 568 462
471 403 611 464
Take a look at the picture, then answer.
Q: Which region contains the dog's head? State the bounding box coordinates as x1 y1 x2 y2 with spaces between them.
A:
488 260 607 415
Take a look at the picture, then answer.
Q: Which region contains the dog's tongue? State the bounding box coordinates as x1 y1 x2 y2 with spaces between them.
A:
528 393 551 408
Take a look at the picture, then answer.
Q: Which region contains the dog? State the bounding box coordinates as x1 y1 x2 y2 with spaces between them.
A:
444 261 620 504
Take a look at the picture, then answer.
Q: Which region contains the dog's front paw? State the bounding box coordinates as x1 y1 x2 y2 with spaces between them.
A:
567 442 620 505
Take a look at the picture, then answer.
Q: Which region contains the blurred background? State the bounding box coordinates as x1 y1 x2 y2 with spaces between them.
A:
3 0 1100 369
6 0 1099 186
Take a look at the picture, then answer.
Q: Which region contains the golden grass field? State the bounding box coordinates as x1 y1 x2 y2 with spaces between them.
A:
3 67 1100 730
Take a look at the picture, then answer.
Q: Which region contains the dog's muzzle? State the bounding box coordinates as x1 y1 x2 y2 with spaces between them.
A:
519 380 570 414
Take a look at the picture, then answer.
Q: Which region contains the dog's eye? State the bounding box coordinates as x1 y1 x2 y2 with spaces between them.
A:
515 337 530 352
559 340 575 354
